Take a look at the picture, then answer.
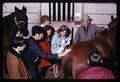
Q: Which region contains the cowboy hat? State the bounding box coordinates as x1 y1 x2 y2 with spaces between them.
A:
81 15 93 21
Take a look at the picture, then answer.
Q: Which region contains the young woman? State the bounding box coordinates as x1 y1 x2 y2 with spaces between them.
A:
38 25 55 79
51 25 71 78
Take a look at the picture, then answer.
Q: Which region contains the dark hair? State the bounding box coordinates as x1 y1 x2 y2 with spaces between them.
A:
10 37 25 48
40 15 49 23
65 27 71 38
57 25 68 37
44 25 55 37
32 25 47 41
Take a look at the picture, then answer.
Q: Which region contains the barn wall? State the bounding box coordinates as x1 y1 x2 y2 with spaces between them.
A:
3 3 116 39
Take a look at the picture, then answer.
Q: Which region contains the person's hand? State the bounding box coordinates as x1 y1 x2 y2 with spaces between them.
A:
58 49 71 58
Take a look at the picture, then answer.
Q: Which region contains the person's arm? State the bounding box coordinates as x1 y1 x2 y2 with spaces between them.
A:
51 35 59 54
29 39 71 60
94 25 104 33
65 37 71 46
73 27 81 43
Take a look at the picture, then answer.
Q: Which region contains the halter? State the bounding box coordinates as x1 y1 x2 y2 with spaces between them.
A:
14 17 26 29
14 17 26 37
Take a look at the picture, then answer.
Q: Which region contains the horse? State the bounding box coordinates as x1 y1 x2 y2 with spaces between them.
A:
61 15 117 79
3 6 28 56
3 6 29 79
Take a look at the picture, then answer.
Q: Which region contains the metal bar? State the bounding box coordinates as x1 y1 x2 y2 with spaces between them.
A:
72 3 74 21
53 2 56 21
58 3 61 21
67 2 70 21
49 3 51 21
63 3 66 21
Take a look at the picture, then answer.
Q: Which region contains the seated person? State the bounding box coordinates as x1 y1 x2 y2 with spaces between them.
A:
88 52 103 67
78 52 115 79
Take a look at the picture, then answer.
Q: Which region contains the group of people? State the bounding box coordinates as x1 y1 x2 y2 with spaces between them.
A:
6 14 105 79
6 15 71 79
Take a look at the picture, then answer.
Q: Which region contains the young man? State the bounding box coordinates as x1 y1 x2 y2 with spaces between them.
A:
23 25 71 79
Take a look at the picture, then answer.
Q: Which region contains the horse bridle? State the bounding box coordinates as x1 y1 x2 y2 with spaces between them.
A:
14 17 26 37
14 17 26 30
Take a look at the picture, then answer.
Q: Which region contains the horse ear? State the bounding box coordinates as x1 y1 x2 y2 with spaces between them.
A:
111 15 114 21
15 6 19 12
22 6 27 14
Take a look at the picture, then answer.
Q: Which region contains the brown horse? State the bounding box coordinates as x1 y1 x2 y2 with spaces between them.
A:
61 16 117 79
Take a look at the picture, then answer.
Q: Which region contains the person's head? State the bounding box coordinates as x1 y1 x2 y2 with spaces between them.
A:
32 25 47 41
81 15 93 27
44 25 55 37
88 52 103 67
40 15 50 26
10 37 26 52
57 25 68 37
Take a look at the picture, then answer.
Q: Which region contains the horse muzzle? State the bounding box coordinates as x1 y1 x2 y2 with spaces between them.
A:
22 30 29 36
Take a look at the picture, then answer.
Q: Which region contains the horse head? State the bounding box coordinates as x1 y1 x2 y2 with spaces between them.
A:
104 15 117 47
3 6 29 72
14 6 29 37
108 15 116 28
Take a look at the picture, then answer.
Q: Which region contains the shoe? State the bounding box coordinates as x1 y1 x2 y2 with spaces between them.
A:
53 73 59 78
48 66 53 73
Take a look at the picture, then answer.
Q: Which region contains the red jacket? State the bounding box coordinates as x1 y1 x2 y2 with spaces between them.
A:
38 39 51 68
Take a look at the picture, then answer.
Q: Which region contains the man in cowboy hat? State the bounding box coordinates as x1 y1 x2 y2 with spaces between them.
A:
74 15 104 43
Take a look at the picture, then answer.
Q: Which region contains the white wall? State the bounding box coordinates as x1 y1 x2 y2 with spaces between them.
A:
84 3 117 28
3 3 41 36
3 3 117 39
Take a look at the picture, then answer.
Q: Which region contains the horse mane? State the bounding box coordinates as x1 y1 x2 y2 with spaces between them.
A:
3 12 15 24
3 12 16 34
